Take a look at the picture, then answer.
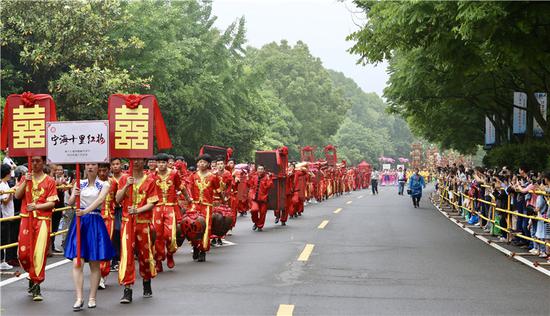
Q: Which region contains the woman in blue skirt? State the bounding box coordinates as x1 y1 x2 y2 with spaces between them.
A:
65 163 115 311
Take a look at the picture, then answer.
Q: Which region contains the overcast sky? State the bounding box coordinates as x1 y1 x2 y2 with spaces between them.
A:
211 0 389 97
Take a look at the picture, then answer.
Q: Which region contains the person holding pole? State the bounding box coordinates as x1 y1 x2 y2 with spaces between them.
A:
65 163 115 311
116 158 159 304
14 155 58 301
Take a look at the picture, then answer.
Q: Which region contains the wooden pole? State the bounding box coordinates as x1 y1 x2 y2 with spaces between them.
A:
26 157 32 204
75 163 81 267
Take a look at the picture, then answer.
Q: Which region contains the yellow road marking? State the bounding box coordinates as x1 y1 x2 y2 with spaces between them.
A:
276 304 295 316
297 244 315 261
333 208 342 214
318 220 329 229
346 200 353 205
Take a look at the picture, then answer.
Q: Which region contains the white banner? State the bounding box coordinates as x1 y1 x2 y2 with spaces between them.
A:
382 164 391 170
533 92 547 137
47 121 109 164
513 92 527 134
485 116 496 145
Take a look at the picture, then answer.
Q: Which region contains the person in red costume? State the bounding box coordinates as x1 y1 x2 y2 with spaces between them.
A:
225 158 238 233
232 166 250 218
152 153 183 273
291 163 308 217
109 157 127 273
248 165 273 231
210 157 233 246
14 156 58 301
115 158 159 304
97 163 118 289
275 162 294 226
182 154 220 262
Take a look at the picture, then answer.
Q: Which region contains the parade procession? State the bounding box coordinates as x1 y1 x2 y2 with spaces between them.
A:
0 92 374 309
2 1 550 315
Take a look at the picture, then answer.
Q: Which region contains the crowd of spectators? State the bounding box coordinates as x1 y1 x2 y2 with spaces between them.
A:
436 164 550 262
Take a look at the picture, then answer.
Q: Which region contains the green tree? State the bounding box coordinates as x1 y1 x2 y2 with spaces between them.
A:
246 41 350 158
1 0 147 120
347 1 550 154
329 70 413 164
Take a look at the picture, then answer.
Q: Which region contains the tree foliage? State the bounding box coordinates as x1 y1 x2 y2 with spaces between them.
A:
329 70 413 164
246 41 350 158
2 0 411 164
348 1 550 154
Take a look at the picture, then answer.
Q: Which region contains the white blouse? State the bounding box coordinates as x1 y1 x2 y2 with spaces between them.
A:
79 179 109 209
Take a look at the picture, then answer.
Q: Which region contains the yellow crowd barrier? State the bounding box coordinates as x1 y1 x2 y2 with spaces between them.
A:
0 206 73 250
437 178 550 248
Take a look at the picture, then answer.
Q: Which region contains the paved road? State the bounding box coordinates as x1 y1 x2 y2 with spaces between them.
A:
1 186 549 315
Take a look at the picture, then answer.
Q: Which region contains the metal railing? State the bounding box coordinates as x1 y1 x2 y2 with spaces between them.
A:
437 179 550 248
0 184 74 251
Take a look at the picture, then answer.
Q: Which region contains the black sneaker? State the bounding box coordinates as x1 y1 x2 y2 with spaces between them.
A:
120 287 132 304
143 280 152 298
192 247 199 260
281 222 286 226
31 284 43 301
217 238 223 246
27 279 33 296
252 224 257 231
274 217 280 224
198 251 206 262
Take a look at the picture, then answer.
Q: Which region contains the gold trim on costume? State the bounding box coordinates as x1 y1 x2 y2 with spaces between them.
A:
147 196 159 204
119 224 128 283
33 220 49 277
169 211 177 252
201 206 211 250
132 176 147 209
146 227 157 278
46 195 59 202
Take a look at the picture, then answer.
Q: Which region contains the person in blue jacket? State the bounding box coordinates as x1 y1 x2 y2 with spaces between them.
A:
408 168 426 208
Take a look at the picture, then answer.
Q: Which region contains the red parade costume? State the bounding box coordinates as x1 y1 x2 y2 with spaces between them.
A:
153 169 182 268
18 175 58 285
118 175 159 286
100 176 119 278
276 168 294 222
291 169 308 216
211 170 233 238
182 172 220 253
230 170 250 219
248 173 273 229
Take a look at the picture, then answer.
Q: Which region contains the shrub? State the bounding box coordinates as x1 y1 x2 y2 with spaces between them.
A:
483 142 550 171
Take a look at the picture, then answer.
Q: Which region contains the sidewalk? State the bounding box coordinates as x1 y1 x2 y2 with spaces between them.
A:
430 192 550 277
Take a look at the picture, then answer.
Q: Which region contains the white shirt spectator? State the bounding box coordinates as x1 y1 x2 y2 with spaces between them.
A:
398 171 406 181
2 156 16 178
0 180 15 218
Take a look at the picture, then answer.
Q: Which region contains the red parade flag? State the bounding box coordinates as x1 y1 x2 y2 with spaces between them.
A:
108 94 172 158
1 92 57 156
